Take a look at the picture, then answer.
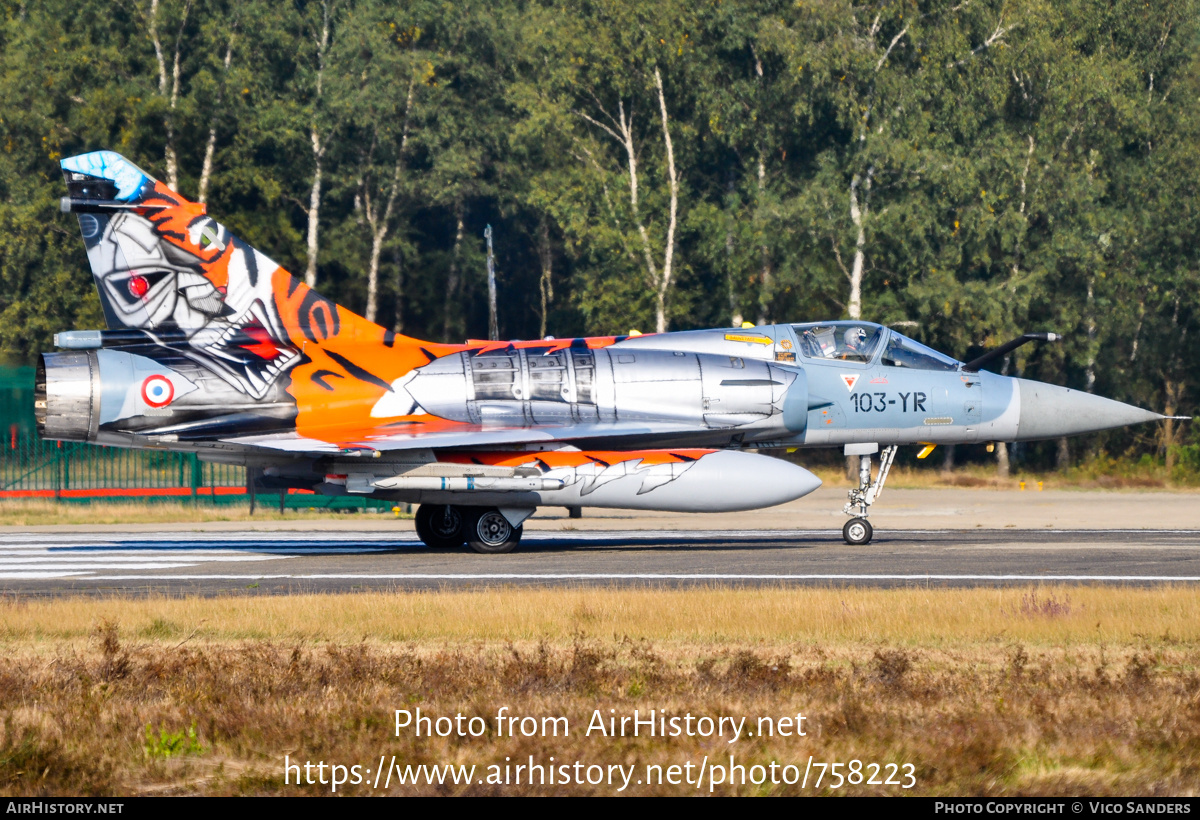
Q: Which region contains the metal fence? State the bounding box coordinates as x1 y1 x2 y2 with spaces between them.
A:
0 432 390 510
0 432 243 499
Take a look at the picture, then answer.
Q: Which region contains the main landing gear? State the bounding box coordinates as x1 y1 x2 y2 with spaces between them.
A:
841 443 897 546
414 504 467 549
414 504 525 554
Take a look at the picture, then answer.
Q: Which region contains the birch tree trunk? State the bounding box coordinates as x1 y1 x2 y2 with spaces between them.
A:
1162 294 1188 470
1085 277 1097 393
149 0 190 193
304 1 331 288
725 207 740 325
996 356 1011 478
362 77 415 324
485 225 498 341
197 37 234 204
363 162 402 324
941 444 956 475
847 167 873 320
305 136 324 288
1163 378 1183 472
611 102 660 326
573 67 679 334
1129 297 1146 362
393 244 405 334
538 220 553 339
1009 136 1035 284
751 50 774 326
755 153 772 326
995 440 1011 478
752 48 772 327
653 67 678 334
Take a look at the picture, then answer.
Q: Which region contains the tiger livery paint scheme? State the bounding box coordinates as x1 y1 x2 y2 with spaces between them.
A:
41 149 1174 550
41 149 827 552
61 150 633 445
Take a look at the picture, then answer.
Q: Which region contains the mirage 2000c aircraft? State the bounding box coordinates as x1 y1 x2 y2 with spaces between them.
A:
37 151 1176 551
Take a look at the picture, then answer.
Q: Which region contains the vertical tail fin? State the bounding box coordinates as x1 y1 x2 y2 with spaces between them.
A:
59 151 443 434
62 150 316 337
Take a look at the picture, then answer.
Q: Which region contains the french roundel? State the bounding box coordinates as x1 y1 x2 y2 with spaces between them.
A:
141 375 175 408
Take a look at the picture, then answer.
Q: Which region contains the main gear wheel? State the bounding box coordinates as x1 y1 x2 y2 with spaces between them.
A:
415 504 466 549
465 507 524 554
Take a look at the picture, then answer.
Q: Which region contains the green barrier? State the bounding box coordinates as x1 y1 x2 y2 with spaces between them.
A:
0 365 35 438
0 432 401 512
46 491 400 512
1 435 245 495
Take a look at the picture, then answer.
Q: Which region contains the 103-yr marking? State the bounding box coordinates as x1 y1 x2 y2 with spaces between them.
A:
850 392 927 413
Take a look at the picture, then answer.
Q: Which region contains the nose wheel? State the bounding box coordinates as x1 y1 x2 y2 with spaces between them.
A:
841 444 897 545
843 518 873 545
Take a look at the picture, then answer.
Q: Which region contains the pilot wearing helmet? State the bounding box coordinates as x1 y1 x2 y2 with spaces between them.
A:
841 326 869 358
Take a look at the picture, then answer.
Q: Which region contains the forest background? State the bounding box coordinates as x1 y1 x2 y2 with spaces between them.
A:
0 0 1197 474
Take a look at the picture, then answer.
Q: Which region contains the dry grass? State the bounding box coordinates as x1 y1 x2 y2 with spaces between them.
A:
0 499 407 527
0 586 1196 645
2 586 1200 796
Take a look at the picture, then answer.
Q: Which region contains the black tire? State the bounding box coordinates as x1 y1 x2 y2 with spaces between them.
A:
414 504 466 549
843 517 873 545
465 507 524 554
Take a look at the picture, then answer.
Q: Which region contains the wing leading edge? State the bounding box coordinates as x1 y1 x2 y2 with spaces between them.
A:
221 420 709 455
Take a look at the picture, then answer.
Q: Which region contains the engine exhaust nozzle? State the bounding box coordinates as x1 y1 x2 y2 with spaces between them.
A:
36 351 97 442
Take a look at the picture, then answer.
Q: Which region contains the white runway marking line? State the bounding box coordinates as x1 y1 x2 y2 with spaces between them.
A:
0 572 93 580
0 554 293 563
2 529 1199 582
0 548 397 555
0 533 399 580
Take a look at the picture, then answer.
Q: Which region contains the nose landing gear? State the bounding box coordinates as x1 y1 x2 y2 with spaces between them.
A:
842 443 897 545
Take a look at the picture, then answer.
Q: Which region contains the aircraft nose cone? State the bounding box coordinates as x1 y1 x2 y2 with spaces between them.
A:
1014 378 1165 441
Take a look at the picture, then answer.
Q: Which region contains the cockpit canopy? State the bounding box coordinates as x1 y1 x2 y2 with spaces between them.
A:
793 322 883 362
791 321 959 371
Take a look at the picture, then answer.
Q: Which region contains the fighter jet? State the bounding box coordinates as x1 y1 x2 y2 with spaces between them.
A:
36 151 1180 551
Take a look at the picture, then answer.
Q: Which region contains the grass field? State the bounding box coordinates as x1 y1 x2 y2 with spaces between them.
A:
2 586 1198 796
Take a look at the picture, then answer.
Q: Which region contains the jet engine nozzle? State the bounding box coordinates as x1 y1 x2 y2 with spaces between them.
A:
36 351 97 441
38 348 294 444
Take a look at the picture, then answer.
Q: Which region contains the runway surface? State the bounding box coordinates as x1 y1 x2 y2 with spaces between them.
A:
4 527 1200 595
